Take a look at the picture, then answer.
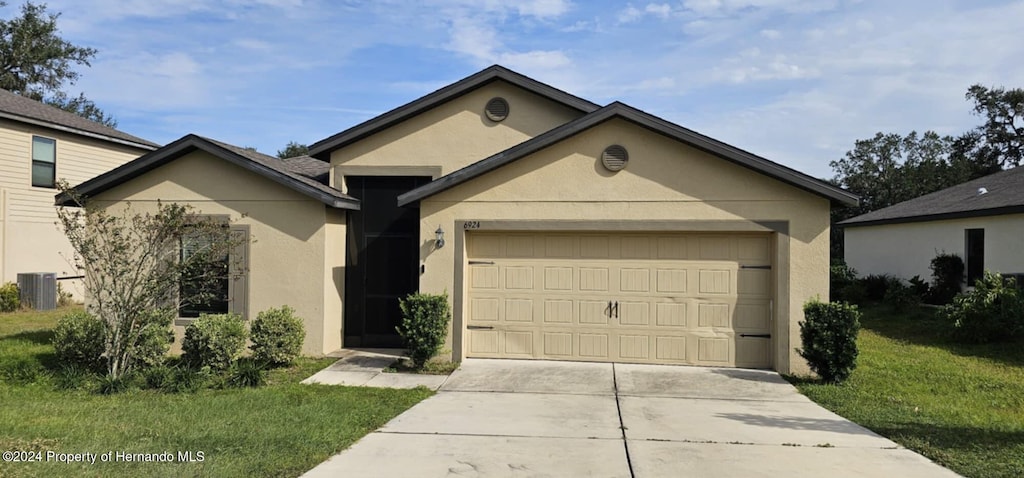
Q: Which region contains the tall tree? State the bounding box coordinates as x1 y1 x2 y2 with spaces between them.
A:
830 131 959 220
965 84 1024 168
277 141 309 159
0 1 115 126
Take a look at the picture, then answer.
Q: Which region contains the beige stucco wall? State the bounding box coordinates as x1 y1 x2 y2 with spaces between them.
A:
845 213 1024 281
417 118 831 375
329 80 586 188
0 119 149 298
90 151 343 355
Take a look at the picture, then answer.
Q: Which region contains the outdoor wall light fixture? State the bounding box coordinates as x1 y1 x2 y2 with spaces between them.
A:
435 226 446 249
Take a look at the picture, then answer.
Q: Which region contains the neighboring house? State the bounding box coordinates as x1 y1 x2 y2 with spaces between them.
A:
841 166 1024 285
0 90 158 297
57 66 857 374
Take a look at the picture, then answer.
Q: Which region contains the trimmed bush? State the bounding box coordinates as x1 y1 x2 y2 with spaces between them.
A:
0 282 19 312
181 313 247 370
941 271 1024 343
798 300 861 383
397 292 451 369
52 310 106 371
130 309 175 369
250 306 305 366
928 253 964 304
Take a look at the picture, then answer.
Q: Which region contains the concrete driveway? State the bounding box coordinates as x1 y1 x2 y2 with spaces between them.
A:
303 359 959 477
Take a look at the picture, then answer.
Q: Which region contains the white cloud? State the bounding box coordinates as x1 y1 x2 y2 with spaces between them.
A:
515 0 572 18
645 3 673 18
618 5 644 23
499 50 572 70
760 28 781 39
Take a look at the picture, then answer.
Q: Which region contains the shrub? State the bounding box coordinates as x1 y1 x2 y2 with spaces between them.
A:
141 364 174 390
838 281 867 305
798 300 861 383
928 253 964 304
941 271 1024 343
130 309 175 369
52 310 106 371
250 306 305 366
227 358 267 388
56 283 75 307
861 274 900 302
908 275 931 299
883 279 920 312
181 313 247 370
397 292 452 369
830 261 857 302
163 365 208 393
54 364 96 391
0 282 19 312
96 374 131 395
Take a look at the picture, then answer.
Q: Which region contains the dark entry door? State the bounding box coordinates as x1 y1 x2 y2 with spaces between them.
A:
345 176 430 347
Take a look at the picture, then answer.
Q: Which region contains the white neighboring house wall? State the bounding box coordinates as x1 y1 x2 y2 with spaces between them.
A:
844 213 1024 281
0 119 152 300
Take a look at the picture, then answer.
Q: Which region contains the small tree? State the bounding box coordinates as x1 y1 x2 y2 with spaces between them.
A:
56 183 244 380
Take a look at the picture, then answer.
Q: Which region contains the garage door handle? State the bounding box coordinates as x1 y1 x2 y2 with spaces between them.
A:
739 333 772 338
468 260 495 265
740 265 772 270
468 325 495 330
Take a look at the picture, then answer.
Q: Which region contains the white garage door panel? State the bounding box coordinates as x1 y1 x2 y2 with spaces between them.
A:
466 232 773 368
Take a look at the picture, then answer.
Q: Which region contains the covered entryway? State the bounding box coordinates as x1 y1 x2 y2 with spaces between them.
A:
465 232 774 368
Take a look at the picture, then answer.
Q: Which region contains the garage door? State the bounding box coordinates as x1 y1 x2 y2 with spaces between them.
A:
465 232 773 368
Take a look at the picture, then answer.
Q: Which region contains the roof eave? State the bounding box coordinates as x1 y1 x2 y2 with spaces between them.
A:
0 111 158 151
308 65 600 159
840 205 1024 227
399 103 859 207
56 135 360 210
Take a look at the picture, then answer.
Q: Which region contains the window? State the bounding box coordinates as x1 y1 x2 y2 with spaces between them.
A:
31 136 56 188
178 224 248 319
966 228 985 285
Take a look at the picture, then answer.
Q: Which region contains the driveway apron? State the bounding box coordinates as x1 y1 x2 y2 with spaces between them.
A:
302 359 960 477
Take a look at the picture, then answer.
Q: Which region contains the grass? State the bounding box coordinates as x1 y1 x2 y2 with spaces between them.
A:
0 306 433 477
791 303 1024 478
385 357 460 375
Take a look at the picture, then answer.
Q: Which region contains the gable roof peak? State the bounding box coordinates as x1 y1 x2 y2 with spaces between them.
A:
307 65 600 159
56 134 357 210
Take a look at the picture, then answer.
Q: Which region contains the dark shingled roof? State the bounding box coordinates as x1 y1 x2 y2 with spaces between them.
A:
281 155 330 184
398 102 858 207
839 166 1024 227
0 89 158 149
55 134 357 210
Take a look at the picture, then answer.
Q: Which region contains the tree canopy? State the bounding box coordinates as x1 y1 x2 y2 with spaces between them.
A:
277 141 309 159
0 1 115 126
830 84 1023 259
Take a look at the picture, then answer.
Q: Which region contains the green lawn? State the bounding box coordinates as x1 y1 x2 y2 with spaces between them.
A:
0 307 432 477
792 304 1024 478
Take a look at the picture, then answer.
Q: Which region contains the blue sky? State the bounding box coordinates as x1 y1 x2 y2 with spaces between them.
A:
29 0 1024 179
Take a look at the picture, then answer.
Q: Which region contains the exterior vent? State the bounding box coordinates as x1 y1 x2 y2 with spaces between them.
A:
485 97 510 122
17 272 57 310
601 145 629 172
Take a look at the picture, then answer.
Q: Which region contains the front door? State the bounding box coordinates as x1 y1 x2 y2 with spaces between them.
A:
344 176 430 347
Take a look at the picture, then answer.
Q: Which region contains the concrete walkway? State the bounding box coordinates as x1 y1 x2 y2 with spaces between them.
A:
301 349 449 389
303 359 960 477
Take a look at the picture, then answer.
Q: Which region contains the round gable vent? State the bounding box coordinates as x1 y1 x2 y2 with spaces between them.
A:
485 97 510 122
601 145 629 172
